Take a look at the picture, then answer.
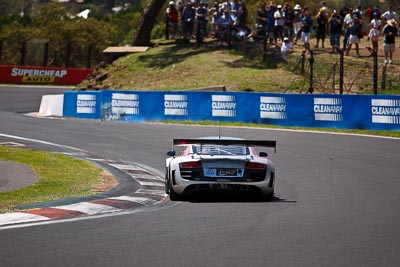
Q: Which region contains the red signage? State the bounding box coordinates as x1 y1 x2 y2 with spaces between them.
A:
0 65 94 85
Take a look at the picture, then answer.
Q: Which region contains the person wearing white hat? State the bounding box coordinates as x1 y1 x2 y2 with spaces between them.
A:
166 1 179 39
293 4 303 44
382 19 398 64
281 36 294 61
274 4 285 42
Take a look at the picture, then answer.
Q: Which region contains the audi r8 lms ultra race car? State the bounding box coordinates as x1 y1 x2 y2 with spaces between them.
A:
165 137 276 200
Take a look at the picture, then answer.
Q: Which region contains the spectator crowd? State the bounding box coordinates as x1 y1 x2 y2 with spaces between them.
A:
166 1 400 63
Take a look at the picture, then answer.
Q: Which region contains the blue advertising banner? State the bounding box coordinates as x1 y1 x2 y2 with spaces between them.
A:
63 91 102 119
63 91 400 130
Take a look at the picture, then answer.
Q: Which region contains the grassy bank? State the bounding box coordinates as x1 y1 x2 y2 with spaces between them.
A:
80 38 400 94
0 146 115 213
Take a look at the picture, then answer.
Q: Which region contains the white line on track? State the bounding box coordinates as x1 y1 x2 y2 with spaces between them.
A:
0 133 86 151
0 212 49 226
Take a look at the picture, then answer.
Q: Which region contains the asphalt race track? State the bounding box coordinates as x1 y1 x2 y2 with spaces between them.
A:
0 85 399 266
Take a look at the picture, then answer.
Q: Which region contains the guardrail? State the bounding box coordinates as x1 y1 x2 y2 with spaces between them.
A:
63 91 400 130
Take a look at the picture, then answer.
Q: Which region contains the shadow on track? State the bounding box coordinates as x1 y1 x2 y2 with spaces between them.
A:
175 191 297 203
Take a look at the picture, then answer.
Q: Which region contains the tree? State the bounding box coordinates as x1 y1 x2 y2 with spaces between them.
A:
132 0 165 46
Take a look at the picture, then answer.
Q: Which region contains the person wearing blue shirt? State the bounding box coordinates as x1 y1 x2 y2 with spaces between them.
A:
301 11 314 47
181 2 196 43
218 9 234 43
266 2 276 43
196 2 208 38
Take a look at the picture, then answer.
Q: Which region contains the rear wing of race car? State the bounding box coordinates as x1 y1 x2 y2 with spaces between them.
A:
173 138 277 153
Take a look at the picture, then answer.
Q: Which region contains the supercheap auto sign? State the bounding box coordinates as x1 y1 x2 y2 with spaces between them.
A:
0 65 94 85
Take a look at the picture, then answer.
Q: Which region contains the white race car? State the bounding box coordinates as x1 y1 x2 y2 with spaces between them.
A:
165 137 276 200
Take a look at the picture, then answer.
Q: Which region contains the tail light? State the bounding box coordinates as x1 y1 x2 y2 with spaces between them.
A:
245 162 266 169
245 162 267 182
180 161 202 168
180 161 202 180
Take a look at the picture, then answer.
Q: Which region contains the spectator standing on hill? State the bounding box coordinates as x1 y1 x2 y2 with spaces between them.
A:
368 12 382 53
231 0 241 24
346 16 362 57
342 8 354 49
210 2 221 37
265 2 276 43
283 3 295 41
236 1 248 28
292 4 303 45
382 19 397 64
181 2 195 43
195 1 208 40
166 1 179 39
300 10 314 48
274 4 285 43
381 5 397 25
328 9 342 53
255 1 268 36
217 8 234 44
315 8 328 48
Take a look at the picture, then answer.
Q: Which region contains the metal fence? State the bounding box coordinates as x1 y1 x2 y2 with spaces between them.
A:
289 47 400 95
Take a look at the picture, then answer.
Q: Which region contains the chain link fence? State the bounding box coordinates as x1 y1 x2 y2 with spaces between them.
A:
287 47 400 94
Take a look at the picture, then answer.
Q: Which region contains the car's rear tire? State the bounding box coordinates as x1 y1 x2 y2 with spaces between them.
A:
169 184 181 201
165 168 170 194
261 189 274 201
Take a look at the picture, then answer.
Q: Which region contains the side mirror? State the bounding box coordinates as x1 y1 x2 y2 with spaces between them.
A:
167 151 176 157
259 152 268 157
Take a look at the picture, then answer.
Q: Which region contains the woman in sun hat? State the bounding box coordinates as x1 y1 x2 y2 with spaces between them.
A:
382 19 398 64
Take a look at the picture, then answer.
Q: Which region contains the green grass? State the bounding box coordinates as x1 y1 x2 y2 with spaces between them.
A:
80 40 302 92
79 38 400 95
0 146 115 213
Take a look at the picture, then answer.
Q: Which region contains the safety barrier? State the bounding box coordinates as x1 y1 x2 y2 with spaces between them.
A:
63 91 400 130
38 94 64 116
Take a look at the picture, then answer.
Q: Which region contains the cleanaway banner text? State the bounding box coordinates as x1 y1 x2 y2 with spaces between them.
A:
63 91 400 130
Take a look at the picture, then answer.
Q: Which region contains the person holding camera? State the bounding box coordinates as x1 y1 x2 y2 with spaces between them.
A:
328 9 342 53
